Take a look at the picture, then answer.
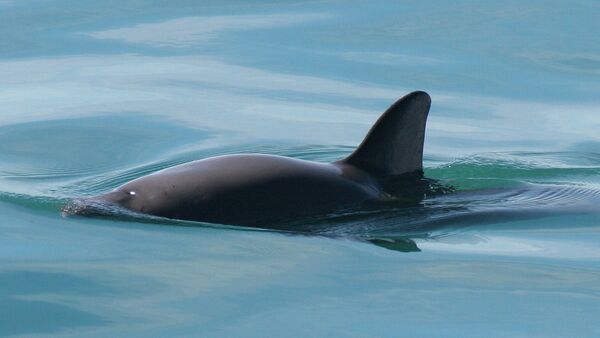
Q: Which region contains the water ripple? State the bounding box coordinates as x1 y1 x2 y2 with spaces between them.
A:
2 144 600 240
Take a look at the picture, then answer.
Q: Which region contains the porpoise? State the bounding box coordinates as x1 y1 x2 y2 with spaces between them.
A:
65 91 432 226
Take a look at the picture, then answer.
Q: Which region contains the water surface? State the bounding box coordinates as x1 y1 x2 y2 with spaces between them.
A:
1 1 600 337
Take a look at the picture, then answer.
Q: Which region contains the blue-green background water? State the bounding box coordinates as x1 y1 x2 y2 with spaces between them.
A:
2 1 600 337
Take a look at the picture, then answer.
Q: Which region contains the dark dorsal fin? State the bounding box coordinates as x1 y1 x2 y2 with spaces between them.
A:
342 91 431 177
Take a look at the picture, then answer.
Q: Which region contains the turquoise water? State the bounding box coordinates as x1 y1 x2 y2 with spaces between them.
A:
2 1 600 336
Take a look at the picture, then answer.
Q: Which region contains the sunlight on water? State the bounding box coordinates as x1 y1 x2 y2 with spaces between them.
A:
1 1 600 337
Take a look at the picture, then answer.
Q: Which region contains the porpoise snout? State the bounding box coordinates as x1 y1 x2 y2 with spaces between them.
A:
62 191 132 217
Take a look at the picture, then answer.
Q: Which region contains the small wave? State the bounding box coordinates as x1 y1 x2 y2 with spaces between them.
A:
427 152 600 190
3 147 600 244
0 192 67 214
0 165 110 181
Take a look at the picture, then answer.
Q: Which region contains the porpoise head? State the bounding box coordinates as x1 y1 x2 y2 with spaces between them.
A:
62 180 163 217
62 190 134 217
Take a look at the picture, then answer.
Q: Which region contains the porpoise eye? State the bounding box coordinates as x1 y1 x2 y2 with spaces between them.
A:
129 191 136 196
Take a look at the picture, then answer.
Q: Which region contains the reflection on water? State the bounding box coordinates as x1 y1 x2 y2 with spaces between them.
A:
2 0 600 336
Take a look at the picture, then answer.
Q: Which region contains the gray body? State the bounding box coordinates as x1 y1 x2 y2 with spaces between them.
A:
67 91 431 226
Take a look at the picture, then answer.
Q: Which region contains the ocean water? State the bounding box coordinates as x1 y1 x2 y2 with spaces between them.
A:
1 1 600 337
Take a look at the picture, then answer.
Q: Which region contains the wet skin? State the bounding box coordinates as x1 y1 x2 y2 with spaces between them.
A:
98 154 383 226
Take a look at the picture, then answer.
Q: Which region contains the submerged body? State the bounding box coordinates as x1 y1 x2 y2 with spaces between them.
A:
65 91 432 226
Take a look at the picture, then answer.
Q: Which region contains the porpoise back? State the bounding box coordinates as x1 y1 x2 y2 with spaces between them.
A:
113 154 381 225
